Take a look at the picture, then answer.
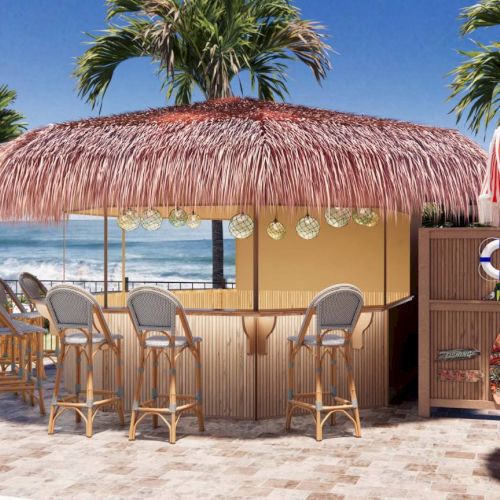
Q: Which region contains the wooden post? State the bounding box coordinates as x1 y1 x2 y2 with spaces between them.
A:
121 229 126 298
253 209 259 420
103 207 109 309
418 228 430 417
383 208 387 307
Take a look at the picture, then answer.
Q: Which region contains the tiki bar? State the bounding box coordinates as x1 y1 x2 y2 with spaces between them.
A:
0 98 487 439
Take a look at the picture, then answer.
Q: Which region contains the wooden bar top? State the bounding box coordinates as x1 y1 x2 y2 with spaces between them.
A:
101 296 413 316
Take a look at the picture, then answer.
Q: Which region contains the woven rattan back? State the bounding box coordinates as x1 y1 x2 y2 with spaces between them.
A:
127 286 192 341
18 273 47 310
46 284 113 342
297 284 364 342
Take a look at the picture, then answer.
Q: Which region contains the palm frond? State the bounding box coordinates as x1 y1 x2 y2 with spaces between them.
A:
74 19 153 110
0 85 26 143
449 42 500 135
460 0 500 35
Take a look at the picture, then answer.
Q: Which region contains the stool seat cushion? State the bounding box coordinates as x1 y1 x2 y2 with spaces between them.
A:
287 334 345 347
11 311 43 321
0 319 47 336
145 335 202 348
62 332 123 345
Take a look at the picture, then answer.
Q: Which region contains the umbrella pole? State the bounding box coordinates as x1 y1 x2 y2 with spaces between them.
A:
121 229 126 298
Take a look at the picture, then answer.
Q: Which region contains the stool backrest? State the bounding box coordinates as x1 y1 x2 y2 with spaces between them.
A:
0 278 26 313
19 272 47 310
297 284 364 342
0 302 17 335
127 286 193 343
45 284 113 342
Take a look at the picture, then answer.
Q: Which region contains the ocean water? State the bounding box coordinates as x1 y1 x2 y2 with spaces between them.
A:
0 219 235 284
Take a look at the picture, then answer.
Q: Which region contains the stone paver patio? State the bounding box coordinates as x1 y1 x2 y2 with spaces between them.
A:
0 367 498 499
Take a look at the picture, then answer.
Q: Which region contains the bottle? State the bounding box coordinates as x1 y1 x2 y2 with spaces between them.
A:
495 283 500 301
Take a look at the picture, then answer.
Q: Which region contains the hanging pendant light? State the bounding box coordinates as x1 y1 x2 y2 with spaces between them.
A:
168 207 188 227
353 208 379 227
229 213 254 239
186 211 202 229
267 218 286 240
141 208 163 231
325 207 351 228
117 208 140 231
296 213 320 240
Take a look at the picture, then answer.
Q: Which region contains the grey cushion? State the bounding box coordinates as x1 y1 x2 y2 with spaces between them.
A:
11 311 43 321
0 319 47 336
145 335 202 348
287 334 345 347
63 332 123 345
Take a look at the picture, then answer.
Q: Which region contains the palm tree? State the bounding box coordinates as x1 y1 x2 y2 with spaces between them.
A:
0 85 26 143
449 0 500 135
75 0 331 288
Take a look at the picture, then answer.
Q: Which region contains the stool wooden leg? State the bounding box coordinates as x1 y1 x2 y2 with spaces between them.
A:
85 343 94 438
285 341 295 431
129 343 146 440
35 333 45 415
194 344 205 432
315 343 323 442
152 348 159 429
330 348 337 426
169 345 177 444
75 347 81 422
48 344 66 435
344 339 361 438
115 340 125 426
27 335 35 407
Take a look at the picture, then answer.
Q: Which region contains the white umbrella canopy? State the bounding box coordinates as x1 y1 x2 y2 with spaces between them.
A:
478 127 500 225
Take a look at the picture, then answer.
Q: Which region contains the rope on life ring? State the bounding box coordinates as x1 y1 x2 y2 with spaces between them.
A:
479 238 500 281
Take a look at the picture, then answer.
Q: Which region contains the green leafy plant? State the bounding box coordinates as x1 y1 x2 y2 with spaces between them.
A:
0 85 26 143
75 0 331 108
449 0 500 135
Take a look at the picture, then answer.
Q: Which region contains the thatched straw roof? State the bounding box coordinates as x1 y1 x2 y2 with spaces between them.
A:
0 97 486 221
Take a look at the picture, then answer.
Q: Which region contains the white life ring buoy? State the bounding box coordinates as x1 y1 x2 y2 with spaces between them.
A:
480 239 500 279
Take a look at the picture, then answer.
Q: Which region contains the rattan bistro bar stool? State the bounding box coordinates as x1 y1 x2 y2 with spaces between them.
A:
0 303 46 414
127 286 204 444
45 284 125 438
0 278 46 374
286 284 364 441
19 272 58 367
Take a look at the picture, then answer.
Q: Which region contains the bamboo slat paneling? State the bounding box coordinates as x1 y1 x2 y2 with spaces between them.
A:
419 228 500 416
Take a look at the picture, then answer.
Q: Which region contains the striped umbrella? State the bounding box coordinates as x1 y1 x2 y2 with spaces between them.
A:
478 127 500 225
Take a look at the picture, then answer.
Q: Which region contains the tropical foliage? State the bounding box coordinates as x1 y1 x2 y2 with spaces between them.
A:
75 0 331 108
0 85 26 143
449 0 500 135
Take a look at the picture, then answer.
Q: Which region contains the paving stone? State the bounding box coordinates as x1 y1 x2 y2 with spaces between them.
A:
0 368 497 498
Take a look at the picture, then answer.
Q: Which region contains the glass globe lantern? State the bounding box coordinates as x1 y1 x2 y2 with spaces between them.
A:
229 213 254 239
186 211 202 229
267 219 286 240
353 208 379 227
325 207 351 228
296 214 320 240
141 208 163 231
117 208 140 231
168 207 188 227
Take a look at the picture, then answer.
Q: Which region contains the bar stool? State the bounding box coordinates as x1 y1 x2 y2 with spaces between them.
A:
0 278 46 375
285 284 364 441
19 272 58 367
0 303 45 414
45 284 125 437
127 286 204 443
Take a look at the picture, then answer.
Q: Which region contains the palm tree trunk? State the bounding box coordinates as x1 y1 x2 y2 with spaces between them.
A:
212 220 225 289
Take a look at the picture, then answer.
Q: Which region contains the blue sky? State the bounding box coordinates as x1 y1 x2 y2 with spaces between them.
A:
1 0 499 146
